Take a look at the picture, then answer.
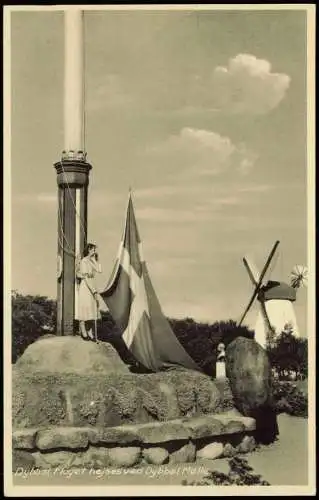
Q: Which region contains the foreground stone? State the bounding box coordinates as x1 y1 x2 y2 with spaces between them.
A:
89 427 139 446
213 409 256 432
12 407 258 471
13 450 36 471
13 339 228 429
12 335 262 470
143 447 169 465
182 416 224 439
108 447 141 467
196 442 224 460
36 428 90 450
12 429 37 450
134 421 190 444
13 412 257 450
15 336 129 375
236 436 256 454
226 337 278 443
169 442 196 464
222 442 236 457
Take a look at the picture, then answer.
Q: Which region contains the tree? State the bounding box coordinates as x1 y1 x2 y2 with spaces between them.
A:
11 290 255 375
169 317 254 376
267 327 308 380
12 291 57 363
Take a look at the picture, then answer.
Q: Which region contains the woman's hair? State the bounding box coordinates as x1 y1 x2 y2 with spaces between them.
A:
83 242 96 257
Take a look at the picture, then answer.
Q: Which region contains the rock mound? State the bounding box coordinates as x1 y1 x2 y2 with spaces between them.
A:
12 367 230 429
15 336 129 375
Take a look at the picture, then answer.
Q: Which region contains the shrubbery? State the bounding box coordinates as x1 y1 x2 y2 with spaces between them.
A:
183 456 270 486
12 291 254 377
11 291 56 363
267 328 308 381
272 380 308 417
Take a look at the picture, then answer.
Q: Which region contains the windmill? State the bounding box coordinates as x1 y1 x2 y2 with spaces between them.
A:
238 241 307 348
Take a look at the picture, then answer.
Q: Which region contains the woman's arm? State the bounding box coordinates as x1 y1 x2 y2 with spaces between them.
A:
91 256 102 273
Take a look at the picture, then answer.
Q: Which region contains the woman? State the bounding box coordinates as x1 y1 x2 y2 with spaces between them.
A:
75 242 102 340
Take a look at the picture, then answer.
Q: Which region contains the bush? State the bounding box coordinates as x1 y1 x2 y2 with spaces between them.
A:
12 291 56 363
272 380 308 417
267 329 308 380
170 318 254 376
11 291 255 378
183 457 270 486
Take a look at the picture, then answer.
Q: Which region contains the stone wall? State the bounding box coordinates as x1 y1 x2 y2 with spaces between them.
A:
13 410 257 470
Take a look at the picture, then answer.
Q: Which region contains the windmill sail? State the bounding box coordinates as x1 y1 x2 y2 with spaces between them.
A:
238 240 280 327
100 193 201 373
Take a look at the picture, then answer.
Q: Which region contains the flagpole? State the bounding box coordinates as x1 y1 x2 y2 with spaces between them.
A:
54 9 92 336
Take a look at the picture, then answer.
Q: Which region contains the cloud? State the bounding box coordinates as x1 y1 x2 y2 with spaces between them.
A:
212 54 291 114
13 192 56 205
137 206 210 223
135 186 182 199
236 184 274 193
87 74 135 112
36 193 56 203
85 54 290 117
145 127 257 177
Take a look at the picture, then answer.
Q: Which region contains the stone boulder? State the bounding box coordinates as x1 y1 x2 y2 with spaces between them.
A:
169 442 196 464
12 450 36 472
226 337 278 444
15 336 129 375
143 447 169 465
108 447 141 467
196 442 224 460
222 442 236 458
236 435 256 454
13 337 235 430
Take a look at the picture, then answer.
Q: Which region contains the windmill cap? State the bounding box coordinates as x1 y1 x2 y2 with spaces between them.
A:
257 280 297 302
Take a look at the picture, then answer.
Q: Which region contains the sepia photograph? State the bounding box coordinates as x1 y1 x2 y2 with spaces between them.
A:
4 4 316 496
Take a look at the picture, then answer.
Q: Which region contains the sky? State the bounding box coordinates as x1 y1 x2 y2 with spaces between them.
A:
9 7 311 334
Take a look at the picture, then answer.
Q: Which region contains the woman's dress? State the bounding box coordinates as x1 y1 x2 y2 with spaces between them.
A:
75 256 102 321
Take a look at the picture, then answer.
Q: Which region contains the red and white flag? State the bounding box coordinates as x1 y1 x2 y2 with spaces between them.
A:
100 193 200 373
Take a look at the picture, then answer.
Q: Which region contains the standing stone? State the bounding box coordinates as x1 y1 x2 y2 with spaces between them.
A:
226 337 278 444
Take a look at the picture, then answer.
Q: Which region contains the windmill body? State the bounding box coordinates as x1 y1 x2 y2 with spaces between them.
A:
238 241 307 349
255 280 299 348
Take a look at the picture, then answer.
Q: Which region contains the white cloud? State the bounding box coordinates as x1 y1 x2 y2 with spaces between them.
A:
145 127 257 177
135 186 181 199
36 193 56 203
87 74 134 112
236 184 274 193
212 54 291 114
137 206 210 223
13 192 56 205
